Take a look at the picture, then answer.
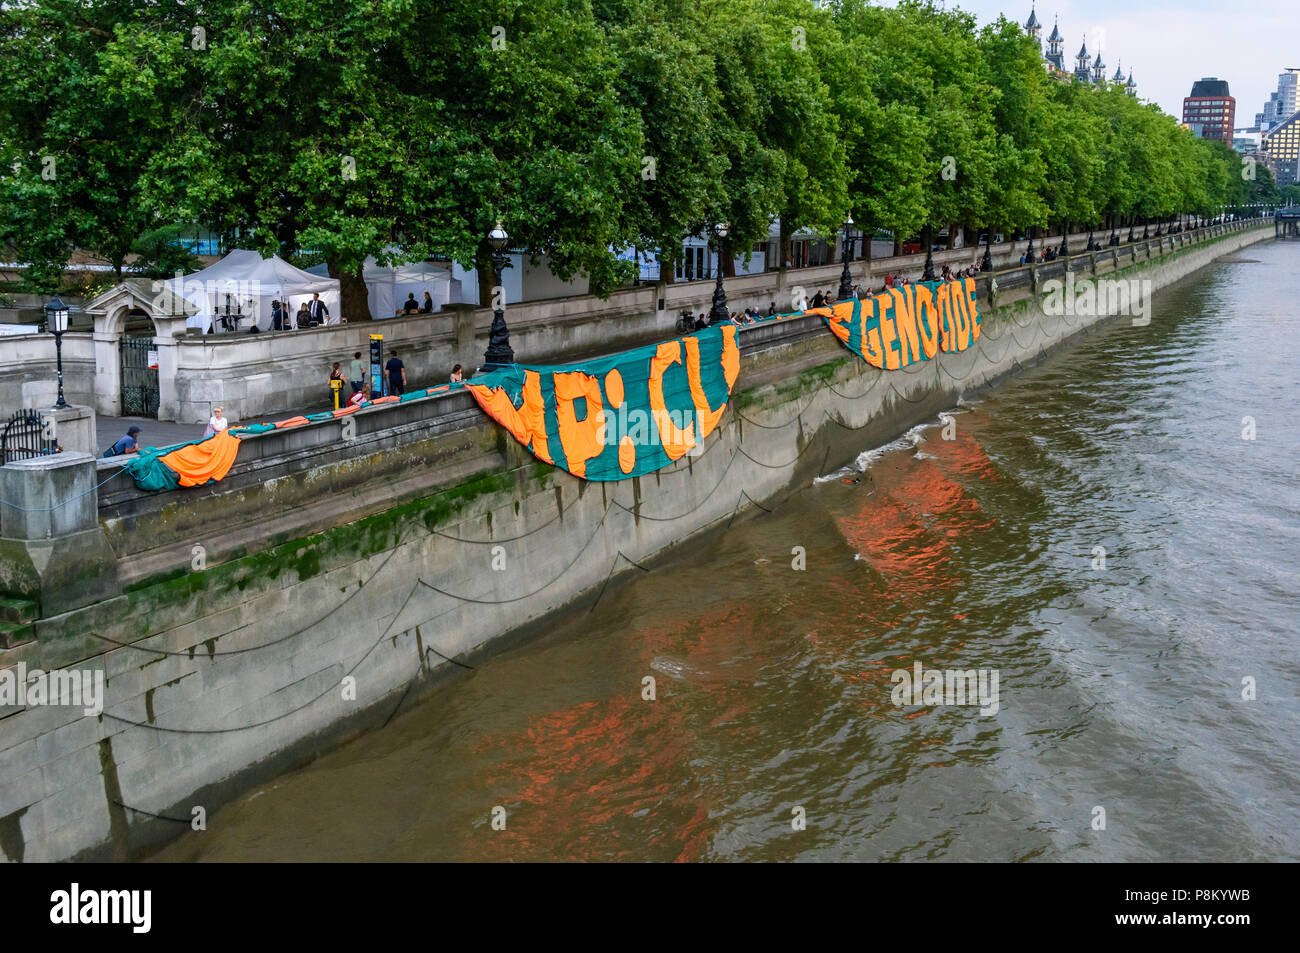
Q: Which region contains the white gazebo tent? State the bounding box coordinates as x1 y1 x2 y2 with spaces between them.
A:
170 250 342 333
305 257 456 318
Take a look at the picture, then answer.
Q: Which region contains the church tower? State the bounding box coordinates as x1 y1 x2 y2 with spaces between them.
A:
1025 5 1042 49
1045 18 1064 72
1075 36 1092 82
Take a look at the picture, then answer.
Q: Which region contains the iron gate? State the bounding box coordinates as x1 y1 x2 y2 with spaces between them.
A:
1 409 58 463
120 336 159 418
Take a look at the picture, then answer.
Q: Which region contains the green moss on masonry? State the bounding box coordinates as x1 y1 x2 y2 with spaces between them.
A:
124 465 523 613
734 356 848 409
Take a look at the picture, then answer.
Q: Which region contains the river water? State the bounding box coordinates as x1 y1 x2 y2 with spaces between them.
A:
157 240 1300 862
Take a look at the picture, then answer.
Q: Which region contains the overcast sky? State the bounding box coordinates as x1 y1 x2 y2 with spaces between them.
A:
888 0 1297 127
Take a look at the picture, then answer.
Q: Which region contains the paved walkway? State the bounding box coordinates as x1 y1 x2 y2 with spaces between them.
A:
97 400 330 452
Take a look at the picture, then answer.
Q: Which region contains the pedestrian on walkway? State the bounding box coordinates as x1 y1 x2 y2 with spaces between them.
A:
386 350 406 395
420 292 434 314
349 351 365 396
329 362 345 405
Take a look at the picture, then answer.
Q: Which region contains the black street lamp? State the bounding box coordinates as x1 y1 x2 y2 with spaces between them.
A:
708 222 731 324
837 215 855 300
44 295 70 409
1059 221 1070 261
922 227 936 281
1142 221 1149 240
1086 228 1097 251
483 220 514 367
1025 231 1036 263
981 232 993 272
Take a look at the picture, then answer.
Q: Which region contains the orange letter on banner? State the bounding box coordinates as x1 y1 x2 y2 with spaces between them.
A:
719 323 740 390
649 341 696 460
553 371 606 478
951 280 971 350
889 288 922 366
935 282 956 352
466 371 552 463
964 277 981 342
826 301 853 346
913 284 939 358
878 294 901 370
683 329 736 439
863 296 886 367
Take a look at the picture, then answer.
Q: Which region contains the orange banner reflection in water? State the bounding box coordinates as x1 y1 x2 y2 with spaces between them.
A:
462 602 770 862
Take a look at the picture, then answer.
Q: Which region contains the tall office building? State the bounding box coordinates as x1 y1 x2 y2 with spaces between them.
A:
1182 78 1236 142
1262 112 1300 186
1254 70 1298 134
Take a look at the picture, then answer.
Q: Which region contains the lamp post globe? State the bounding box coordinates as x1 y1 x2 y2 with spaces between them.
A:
708 222 731 325
44 295 70 410
837 214 855 300
483 220 515 367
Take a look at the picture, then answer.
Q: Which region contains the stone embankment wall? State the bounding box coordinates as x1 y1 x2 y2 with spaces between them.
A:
0 223 1270 862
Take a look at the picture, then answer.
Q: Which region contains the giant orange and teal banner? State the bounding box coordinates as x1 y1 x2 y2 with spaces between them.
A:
466 322 740 481
809 278 981 368
121 279 980 492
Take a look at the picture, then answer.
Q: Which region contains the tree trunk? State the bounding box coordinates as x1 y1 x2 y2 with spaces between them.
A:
779 219 792 270
864 226 873 275
476 245 496 309
328 261 372 321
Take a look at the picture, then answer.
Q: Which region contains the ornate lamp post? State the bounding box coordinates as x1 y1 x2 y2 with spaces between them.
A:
837 215 855 300
708 222 731 324
922 227 936 281
44 295 70 409
483 220 514 367
981 232 994 272
1025 231 1036 263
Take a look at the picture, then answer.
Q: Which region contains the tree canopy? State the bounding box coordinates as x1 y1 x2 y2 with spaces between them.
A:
0 0 1276 299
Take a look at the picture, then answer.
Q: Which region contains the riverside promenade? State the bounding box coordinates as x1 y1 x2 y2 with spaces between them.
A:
0 225 1237 429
